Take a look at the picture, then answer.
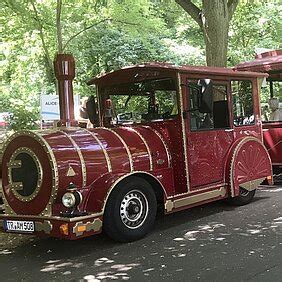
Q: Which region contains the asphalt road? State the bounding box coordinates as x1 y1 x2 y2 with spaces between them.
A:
1 185 282 282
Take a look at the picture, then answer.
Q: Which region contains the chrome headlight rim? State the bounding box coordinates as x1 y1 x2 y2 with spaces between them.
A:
62 191 82 208
62 192 76 208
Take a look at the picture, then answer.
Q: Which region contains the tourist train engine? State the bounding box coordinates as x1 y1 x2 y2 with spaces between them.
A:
0 54 272 241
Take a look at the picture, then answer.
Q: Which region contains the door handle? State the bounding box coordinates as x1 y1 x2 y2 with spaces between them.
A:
225 129 234 132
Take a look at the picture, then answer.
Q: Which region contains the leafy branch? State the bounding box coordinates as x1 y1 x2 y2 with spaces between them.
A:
62 18 138 51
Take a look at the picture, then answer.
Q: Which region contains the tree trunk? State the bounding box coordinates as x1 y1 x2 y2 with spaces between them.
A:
202 0 229 67
175 0 239 67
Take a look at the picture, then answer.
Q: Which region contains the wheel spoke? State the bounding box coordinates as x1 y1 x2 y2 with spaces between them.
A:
119 189 148 229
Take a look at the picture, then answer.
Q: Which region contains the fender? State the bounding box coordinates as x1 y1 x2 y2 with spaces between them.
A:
84 168 173 214
226 137 272 197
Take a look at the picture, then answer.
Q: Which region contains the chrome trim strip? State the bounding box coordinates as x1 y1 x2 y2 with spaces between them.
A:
98 127 134 171
130 127 153 170
60 130 87 187
83 129 112 172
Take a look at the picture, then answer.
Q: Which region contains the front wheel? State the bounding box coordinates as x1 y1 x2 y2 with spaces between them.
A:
227 187 256 206
103 177 157 242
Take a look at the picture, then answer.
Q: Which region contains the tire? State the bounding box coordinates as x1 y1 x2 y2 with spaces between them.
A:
227 187 256 206
103 176 157 242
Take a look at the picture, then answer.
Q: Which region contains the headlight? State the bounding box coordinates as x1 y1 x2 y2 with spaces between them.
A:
62 192 76 208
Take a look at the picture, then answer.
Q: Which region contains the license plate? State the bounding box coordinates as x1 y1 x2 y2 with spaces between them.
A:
4 220 34 233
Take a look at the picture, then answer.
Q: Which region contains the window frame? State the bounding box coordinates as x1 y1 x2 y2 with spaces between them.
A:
187 79 232 132
231 79 255 127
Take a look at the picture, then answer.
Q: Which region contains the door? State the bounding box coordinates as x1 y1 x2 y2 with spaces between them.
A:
183 77 234 189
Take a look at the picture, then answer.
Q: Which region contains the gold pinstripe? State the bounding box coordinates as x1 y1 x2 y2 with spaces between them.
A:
130 127 153 170
97 127 134 171
60 130 87 187
142 126 171 167
83 129 112 172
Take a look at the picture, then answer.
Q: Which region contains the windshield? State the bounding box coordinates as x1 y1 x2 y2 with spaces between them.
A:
102 78 178 124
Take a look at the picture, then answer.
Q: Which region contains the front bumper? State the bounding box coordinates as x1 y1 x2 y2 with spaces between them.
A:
0 213 103 240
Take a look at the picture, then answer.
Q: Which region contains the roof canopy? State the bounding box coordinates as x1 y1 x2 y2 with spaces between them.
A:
235 50 282 80
88 62 267 87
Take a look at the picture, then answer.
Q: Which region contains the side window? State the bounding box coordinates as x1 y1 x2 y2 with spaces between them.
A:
155 90 178 118
188 81 230 131
232 80 254 126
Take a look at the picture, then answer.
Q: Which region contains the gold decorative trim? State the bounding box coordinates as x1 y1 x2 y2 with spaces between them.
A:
129 127 153 170
1 130 59 216
178 73 190 192
98 127 134 171
142 126 171 167
229 137 272 197
66 165 76 177
8 160 22 168
165 200 173 212
8 147 43 202
240 178 265 191
171 187 226 209
60 130 87 187
73 218 102 236
83 128 112 172
167 183 228 199
35 220 52 234
0 212 103 222
101 171 168 212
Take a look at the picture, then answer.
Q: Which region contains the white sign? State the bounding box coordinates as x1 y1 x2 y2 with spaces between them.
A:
40 95 80 120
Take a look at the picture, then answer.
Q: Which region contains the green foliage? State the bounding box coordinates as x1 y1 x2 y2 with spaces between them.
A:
6 96 39 131
229 0 281 66
0 0 280 129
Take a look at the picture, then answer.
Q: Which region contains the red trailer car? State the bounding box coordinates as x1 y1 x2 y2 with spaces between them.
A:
0 55 272 242
236 50 282 181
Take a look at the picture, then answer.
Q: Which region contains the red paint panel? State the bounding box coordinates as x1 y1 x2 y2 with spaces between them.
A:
263 125 282 165
136 126 169 169
114 127 150 171
187 130 233 188
94 128 131 172
150 119 187 194
61 128 109 186
43 131 82 193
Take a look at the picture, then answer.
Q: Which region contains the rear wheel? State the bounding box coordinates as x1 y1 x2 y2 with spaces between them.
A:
103 176 157 242
227 187 256 206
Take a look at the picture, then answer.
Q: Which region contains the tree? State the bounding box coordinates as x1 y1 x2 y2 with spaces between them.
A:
175 0 239 66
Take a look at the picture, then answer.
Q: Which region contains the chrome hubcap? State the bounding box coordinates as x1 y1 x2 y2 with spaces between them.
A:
120 190 148 229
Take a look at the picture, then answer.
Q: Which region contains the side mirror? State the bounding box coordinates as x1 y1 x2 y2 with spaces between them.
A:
86 95 99 125
198 79 213 113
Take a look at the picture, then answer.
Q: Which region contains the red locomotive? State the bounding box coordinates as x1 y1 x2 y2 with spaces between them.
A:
0 54 272 242
236 50 282 181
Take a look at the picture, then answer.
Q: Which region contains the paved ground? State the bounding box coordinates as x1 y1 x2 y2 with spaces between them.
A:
1 185 282 281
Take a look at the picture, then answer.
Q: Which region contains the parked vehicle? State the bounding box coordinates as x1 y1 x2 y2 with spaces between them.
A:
0 55 272 242
236 50 282 181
